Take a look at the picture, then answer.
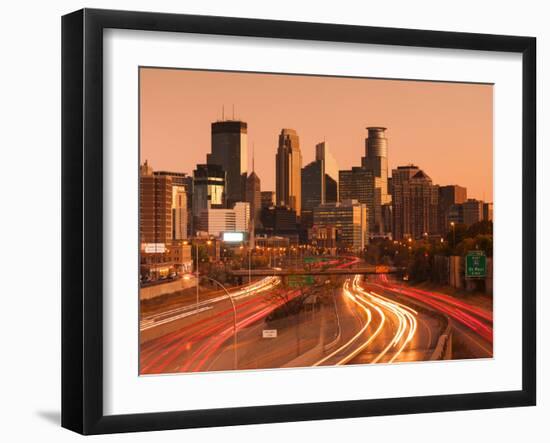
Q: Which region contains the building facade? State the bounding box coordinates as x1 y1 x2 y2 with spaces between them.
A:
207 120 247 206
192 163 226 221
301 159 325 212
391 165 439 240
483 202 493 221
462 198 484 226
245 171 262 229
261 191 275 209
140 163 172 245
439 185 467 233
312 200 368 251
338 167 376 233
361 127 391 234
275 128 302 216
154 171 189 240
315 141 339 200
260 205 297 234
199 202 250 238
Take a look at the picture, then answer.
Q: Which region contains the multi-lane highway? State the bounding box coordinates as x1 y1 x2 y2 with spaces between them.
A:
140 263 493 374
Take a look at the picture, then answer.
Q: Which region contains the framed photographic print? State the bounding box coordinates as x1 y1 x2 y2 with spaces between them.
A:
61 8 536 435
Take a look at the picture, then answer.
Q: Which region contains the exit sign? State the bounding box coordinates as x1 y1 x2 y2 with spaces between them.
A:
465 251 487 278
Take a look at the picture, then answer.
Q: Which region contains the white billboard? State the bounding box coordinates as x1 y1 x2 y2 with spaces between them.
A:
222 232 244 243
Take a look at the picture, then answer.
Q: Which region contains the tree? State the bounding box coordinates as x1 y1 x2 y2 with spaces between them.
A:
467 220 493 237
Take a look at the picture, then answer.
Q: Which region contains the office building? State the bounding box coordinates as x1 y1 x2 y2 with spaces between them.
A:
483 202 493 221
154 171 189 240
325 174 338 203
361 127 391 234
246 171 262 229
462 198 484 226
199 202 250 238
275 128 302 216
139 161 176 280
301 159 325 212
207 120 247 206
339 167 376 233
260 205 297 234
439 185 467 233
192 163 226 220
315 141 339 200
391 165 439 240
140 162 172 245
313 200 368 251
261 191 275 208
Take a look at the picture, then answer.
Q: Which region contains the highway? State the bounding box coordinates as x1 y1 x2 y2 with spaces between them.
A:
140 264 492 374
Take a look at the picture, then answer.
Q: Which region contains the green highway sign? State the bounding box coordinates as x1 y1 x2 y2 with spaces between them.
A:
303 257 328 264
288 275 315 287
465 251 487 278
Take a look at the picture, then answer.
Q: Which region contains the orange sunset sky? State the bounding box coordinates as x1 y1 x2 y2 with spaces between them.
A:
140 68 493 201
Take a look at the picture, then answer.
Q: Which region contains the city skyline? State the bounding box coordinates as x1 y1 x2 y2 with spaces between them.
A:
140 68 493 201
139 67 494 375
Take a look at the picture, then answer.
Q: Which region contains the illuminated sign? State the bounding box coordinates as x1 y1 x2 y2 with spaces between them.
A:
222 232 244 243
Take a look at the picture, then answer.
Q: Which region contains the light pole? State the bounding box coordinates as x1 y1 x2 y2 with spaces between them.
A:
450 222 456 250
204 276 238 370
248 247 252 284
195 242 199 311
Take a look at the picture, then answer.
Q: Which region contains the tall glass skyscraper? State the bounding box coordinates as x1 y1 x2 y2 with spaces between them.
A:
207 120 248 207
275 129 302 216
361 127 391 234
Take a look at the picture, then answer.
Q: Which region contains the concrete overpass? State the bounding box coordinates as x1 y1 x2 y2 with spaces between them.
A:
228 266 406 284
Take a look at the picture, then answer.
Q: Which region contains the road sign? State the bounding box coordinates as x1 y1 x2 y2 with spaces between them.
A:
375 265 390 274
465 251 487 278
288 275 315 287
262 329 277 338
304 257 328 264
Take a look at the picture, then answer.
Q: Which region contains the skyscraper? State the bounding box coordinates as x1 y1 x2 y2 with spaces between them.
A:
315 141 339 200
154 171 189 240
207 120 247 207
439 185 467 233
313 200 368 251
246 171 262 229
339 167 376 233
301 159 325 211
275 129 302 216
462 199 484 226
192 164 226 227
361 127 391 234
140 161 172 245
391 165 439 240
325 175 338 203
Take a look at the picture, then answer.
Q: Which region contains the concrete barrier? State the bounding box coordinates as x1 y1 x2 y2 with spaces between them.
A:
140 277 196 300
430 322 453 360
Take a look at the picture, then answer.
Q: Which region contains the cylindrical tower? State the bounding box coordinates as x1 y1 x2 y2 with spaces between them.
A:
365 127 388 159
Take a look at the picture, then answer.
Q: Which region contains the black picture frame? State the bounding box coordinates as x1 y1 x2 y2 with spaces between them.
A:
61 8 536 435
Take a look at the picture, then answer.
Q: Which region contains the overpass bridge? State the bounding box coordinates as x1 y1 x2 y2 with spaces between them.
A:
228 266 406 283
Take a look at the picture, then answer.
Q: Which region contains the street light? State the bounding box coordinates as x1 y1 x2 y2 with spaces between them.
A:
450 222 456 250
202 276 238 370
